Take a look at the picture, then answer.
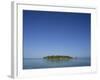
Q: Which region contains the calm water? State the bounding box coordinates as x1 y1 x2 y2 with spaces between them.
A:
23 58 90 69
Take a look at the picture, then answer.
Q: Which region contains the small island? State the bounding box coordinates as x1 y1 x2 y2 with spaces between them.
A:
43 55 73 61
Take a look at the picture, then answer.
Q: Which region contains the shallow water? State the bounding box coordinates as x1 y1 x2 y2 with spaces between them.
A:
23 58 90 69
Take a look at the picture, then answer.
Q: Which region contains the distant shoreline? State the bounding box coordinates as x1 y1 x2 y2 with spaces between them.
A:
24 57 90 59
43 55 73 61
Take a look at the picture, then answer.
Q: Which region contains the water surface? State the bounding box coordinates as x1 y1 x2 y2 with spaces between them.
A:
23 58 90 69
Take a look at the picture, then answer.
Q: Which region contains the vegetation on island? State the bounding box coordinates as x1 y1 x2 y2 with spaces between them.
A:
43 55 73 61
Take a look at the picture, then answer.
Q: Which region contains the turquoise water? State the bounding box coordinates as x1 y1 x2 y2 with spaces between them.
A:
23 58 90 69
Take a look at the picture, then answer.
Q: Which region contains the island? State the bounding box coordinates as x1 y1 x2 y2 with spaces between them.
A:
43 55 73 61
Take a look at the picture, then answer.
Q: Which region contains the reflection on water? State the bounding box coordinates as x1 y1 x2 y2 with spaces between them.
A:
44 59 71 64
23 58 90 69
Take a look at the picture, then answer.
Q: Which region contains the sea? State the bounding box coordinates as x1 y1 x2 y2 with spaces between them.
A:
23 57 90 69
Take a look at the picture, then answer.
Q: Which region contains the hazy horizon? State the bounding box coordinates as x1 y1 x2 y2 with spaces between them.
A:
23 10 91 59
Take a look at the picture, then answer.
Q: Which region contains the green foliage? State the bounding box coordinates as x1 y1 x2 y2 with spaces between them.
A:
43 55 73 60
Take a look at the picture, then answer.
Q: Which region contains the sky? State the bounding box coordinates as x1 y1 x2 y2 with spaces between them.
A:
23 10 91 58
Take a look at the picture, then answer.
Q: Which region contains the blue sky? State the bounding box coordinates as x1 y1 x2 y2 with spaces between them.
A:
23 10 91 58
